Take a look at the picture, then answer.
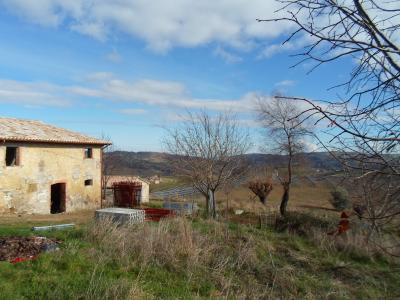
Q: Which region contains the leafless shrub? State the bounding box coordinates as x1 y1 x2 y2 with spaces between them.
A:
248 180 273 205
330 187 351 211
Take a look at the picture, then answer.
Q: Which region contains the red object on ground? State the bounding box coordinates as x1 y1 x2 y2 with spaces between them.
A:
338 219 350 234
328 211 351 236
143 208 175 221
10 255 37 264
340 211 350 219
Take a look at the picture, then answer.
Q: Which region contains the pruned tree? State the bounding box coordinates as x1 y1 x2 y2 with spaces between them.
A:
164 110 252 218
248 180 273 205
258 0 400 254
257 97 312 216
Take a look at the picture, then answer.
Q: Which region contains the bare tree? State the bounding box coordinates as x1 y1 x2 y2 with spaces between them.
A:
258 0 400 253
257 0 400 177
164 110 252 218
257 97 311 216
101 135 119 204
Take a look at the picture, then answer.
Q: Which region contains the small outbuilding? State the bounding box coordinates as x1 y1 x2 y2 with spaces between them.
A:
0 117 111 214
106 176 150 204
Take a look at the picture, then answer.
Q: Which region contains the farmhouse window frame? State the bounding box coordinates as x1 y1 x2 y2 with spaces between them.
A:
84 147 93 159
5 146 20 167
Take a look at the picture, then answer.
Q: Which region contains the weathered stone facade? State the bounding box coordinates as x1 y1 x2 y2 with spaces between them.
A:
0 143 103 214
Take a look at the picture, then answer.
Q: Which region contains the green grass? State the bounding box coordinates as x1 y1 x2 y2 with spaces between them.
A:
0 215 399 299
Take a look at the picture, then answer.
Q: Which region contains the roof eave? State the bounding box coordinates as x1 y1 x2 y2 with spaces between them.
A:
0 138 112 146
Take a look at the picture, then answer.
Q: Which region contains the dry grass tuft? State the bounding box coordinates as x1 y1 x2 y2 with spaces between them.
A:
263 211 389 260
86 217 269 299
81 213 399 299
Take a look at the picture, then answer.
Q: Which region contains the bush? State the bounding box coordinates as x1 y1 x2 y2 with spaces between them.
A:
330 187 351 211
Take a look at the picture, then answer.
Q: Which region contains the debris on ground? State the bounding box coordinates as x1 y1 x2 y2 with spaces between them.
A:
143 208 175 221
0 236 60 263
32 223 75 231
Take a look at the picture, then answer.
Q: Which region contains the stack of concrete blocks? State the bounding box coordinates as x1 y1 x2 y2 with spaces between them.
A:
95 207 145 225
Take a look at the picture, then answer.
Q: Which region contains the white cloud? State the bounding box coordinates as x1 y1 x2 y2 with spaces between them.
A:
0 80 69 107
302 139 320 152
118 108 147 115
0 0 294 52
66 86 103 98
99 77 259 112
274 80 296 88
213 46 243 64
71 22 108 41
85 72 114 82
258 37 309 59
0 74 263 112
0 75 326 118
106 49 123 63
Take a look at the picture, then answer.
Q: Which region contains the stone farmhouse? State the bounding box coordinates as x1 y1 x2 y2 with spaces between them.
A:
0 117 111 214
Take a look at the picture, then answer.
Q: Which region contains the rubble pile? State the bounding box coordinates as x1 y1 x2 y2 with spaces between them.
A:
0 236 59 262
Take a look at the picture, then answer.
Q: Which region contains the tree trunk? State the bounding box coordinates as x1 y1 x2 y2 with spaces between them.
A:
212 192 217 219
280 140 293 217
259 195 267 205
205 194 210 216
280 184 290 216
208 189 217 219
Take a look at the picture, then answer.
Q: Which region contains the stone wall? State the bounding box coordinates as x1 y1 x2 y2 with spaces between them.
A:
0 142 102 214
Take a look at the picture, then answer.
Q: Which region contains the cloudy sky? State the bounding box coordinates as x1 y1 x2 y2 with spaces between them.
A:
0 0 351 151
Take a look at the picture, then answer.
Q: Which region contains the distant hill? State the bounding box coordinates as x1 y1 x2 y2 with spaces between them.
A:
106 151 174 177
105 151 342 178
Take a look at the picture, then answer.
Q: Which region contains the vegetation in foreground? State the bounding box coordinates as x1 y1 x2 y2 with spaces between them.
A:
0 213 399 300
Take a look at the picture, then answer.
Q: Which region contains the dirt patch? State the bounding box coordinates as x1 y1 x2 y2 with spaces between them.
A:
0 236 59 262
227 213 261 225
0 210 94 226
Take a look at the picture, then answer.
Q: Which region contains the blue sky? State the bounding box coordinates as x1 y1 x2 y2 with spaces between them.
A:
0 1 352 151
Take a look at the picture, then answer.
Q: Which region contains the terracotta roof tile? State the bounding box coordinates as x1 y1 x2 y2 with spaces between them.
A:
0 117 111 145
106 176 150 188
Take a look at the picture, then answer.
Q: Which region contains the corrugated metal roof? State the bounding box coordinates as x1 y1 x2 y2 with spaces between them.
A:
0 117 111 146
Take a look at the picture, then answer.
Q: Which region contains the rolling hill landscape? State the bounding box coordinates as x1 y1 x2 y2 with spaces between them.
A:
106 151 342 177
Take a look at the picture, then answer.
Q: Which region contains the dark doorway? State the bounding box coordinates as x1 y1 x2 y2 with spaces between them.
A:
51 183 66 214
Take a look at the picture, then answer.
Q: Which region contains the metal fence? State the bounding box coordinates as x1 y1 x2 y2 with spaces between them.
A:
112 181 142 208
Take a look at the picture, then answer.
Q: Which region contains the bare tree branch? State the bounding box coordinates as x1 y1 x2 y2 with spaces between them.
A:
163 110 252 218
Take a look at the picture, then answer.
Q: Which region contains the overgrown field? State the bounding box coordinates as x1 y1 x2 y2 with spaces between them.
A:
0 212 399 299
150 178 334 214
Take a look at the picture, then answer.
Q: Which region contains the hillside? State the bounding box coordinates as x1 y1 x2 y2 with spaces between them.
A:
106 151 342 177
